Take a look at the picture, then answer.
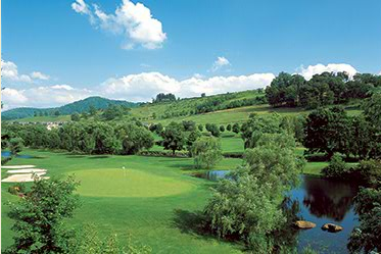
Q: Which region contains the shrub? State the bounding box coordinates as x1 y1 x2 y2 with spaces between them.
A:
322 153 347 178
354 159 381 186
8 183 26 195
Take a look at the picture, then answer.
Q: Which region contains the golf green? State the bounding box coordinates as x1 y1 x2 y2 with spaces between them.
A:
74 168 195 197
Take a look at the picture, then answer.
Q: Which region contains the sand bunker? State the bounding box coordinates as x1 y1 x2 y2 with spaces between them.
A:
7 169 47 174
2 173 49 183
2 165 36 169
2 165 49 183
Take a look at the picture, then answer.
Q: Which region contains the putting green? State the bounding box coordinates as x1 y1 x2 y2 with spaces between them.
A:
74 168 194 197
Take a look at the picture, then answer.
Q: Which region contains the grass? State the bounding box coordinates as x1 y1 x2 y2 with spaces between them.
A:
1 139 329 252
1 149 243 253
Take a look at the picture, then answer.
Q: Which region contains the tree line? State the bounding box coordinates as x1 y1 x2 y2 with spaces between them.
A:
266 72 381 109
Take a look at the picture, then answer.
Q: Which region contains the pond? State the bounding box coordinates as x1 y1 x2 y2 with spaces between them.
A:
192 171 360 253
1 151 34 159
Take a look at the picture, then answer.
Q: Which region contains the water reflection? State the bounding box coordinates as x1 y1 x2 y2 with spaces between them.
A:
192 171 361 253
302 176 360 221
1 151 34 159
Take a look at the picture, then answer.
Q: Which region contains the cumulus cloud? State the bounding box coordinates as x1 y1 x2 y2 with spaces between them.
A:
298 63 358 80
72 0 167 49
1 60 32 82
1 60 50 82
101 72 275 102
31 71 50 81
211 57 231 72
1 85 94 110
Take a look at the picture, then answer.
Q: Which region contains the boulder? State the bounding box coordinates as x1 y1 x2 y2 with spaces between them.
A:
322 223 343 233
294 220 316 229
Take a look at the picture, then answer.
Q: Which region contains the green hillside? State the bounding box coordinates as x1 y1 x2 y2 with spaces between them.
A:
2 96 138 120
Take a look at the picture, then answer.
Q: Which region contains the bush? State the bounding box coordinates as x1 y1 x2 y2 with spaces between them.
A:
8 183 26 195
322 153 347 178
354 159 381 186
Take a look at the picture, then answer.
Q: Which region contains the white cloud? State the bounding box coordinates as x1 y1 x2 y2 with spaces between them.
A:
1 86 93 109
51 84 74 90
31 71 50 81
1 88 29 106
1 60 50 83
298 63 358 80
1 60 32 82
72 0 167 50
72 0 91 15
101 72 275 102
211 57 231 72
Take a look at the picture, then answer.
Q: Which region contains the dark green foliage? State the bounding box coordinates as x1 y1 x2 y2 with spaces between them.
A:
353 160 381 187
71 112 80 122
5 177 80 254
226 124 232 132
160 122 186 154
182 120 197 132
205 123 220 137
322 153 347 178
348 186 381 254
153 93 176 103
304 106 351 157
54 110 60 116
116 123 154 155
266 72 380 109
9 137 23 156
219 125 225 132
232 123 240 134
197 124 203 132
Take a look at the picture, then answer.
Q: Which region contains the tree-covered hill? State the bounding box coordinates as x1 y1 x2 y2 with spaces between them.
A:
2 96 138 120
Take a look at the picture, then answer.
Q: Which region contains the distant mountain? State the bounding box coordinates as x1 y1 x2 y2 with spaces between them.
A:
2 96 138 120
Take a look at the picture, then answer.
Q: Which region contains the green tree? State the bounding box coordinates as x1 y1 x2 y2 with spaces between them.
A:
348 186 381 254
197 124 203 132
186 130 202 157
54 110 60 117
5 177 80 254
192 136 222 169
9 138 23 156
232 123 240 134
204 133 303 251
226 124 232 132
116 123 154 155
322 153 347 178
89 105 97 116
304 106 351 158
160 122 185 154
71 112 81 122
219 125 225 132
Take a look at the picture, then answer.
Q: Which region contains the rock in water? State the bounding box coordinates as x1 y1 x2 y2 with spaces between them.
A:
294 220 316 229
322 223 343 233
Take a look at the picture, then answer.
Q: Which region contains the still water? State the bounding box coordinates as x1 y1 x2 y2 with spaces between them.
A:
1 151 34 159
193 171 360 253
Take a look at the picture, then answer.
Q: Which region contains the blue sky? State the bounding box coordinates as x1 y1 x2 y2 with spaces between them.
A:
2 0 381 109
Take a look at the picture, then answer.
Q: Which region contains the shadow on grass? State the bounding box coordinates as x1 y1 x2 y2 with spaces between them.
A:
88 155 111 159
173 209 244 250
173 209 207 235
